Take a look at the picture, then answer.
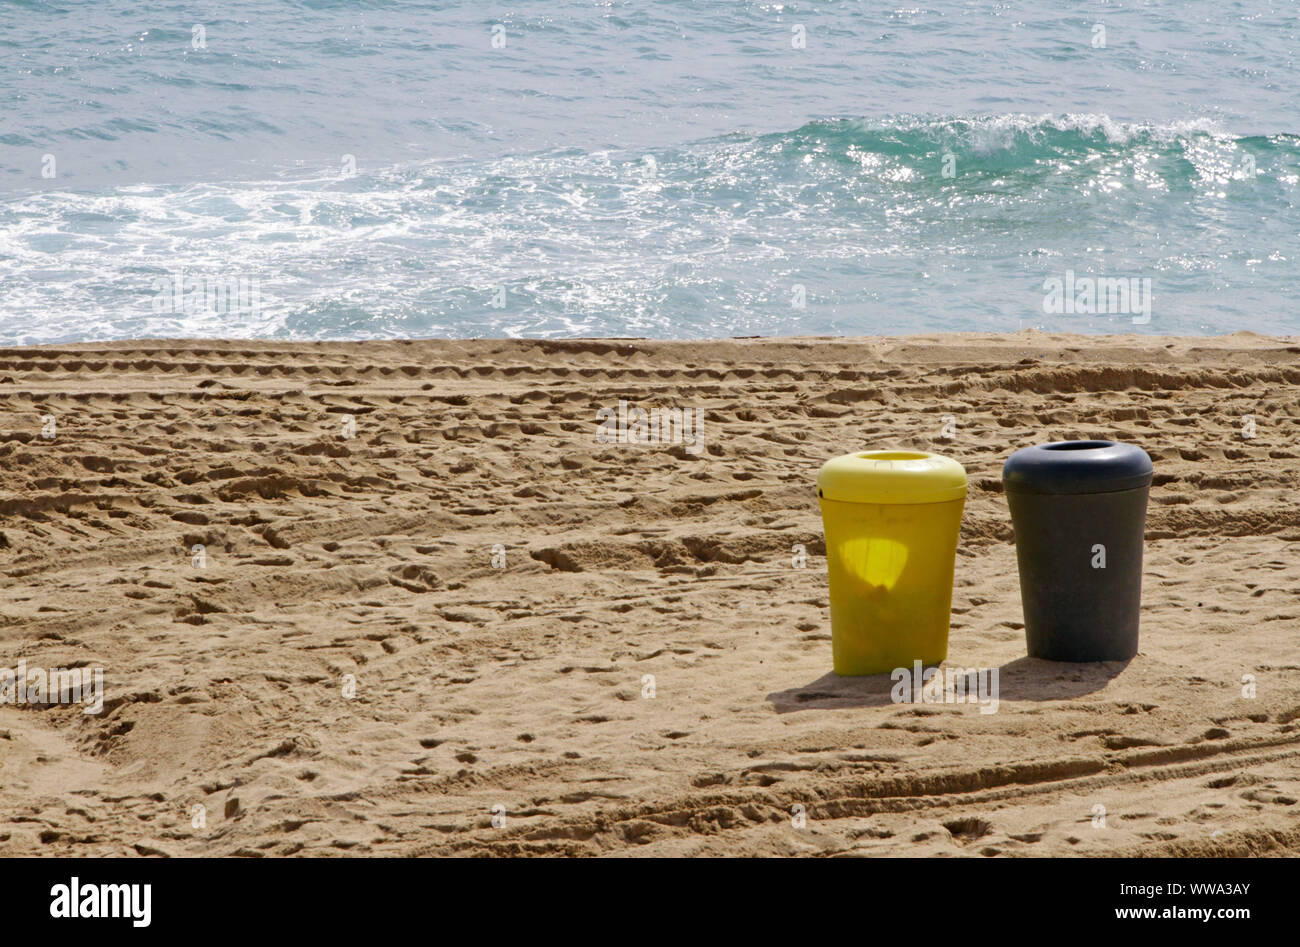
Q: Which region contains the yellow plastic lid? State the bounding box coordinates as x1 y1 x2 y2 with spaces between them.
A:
817 450 967 505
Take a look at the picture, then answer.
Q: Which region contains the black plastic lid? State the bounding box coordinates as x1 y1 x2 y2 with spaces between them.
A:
1002 440 1153 495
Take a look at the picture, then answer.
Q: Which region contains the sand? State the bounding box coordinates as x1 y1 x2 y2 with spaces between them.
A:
1 332 1298 857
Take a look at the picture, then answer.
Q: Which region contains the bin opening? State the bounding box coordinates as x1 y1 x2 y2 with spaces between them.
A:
1002 439 1153 497
858 451 929 461
1041 441 1114 451
818 450 968 504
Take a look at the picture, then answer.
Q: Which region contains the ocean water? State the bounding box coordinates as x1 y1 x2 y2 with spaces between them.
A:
1 0 1298 344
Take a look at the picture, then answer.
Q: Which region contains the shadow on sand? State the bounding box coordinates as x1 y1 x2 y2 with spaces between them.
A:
766 656 1132 714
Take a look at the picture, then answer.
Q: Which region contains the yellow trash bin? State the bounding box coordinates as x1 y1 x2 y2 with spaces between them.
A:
816 450 967 676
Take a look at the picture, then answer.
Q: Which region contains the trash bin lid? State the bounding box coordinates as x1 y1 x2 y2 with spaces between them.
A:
1002 440 1153 495
817 450 967 504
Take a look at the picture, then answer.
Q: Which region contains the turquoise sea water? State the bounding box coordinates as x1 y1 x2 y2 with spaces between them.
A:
1 1 1298 343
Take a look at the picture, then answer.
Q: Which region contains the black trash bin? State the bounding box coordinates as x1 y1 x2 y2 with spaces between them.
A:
1002 440 1153 662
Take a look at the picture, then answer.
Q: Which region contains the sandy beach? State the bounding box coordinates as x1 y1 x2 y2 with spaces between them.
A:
1 332 1298 857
